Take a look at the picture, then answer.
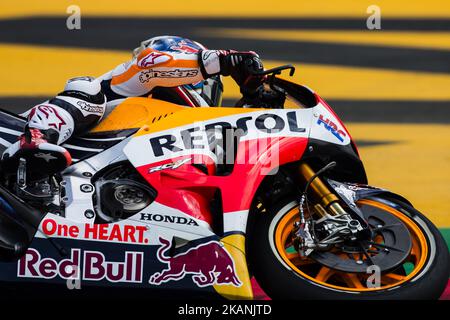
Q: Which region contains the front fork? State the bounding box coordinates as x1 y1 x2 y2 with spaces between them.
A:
295 163 365 256
299 163 347 218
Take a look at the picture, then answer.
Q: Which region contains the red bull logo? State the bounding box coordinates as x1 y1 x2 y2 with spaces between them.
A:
149 237 241 288
17 248 143 283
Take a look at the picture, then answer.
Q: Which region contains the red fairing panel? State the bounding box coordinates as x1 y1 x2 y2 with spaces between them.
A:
135 136 308 224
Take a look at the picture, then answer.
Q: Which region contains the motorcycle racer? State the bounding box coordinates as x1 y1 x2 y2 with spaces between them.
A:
2 36 264 177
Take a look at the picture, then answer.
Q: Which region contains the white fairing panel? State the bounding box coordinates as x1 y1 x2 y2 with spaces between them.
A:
36 201 214 246
124 109 314 168
309 103 351 146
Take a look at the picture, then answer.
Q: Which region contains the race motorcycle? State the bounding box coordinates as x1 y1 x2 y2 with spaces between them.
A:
0 65 448 300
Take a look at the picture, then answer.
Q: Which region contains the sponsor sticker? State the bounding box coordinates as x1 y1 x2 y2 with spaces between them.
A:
138 52 169 68
317 114 347 142
147 111 306 158
77 101 104 115
40 218 149 244
149 237 241 287
140 213 199 227
139 69 199 83
17 248 143 283
15 232 240 289
148 158 191 173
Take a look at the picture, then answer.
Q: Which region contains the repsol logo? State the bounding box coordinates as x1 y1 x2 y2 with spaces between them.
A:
140 213 199 226
149 111 306 158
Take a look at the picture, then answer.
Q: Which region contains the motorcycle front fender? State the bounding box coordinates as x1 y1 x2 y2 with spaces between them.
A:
326 178 414 218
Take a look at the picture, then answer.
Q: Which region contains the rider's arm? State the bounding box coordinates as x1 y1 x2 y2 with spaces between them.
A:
110 48 203 91
109 48 263 97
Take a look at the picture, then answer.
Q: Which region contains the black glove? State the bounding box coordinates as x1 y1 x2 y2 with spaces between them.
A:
199 49 264 96
219 50 264 95
235 84 286 109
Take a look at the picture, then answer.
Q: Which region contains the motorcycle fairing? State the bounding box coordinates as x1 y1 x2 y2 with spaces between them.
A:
118 104 350 298
309 101 352 146
0 109 134 162
0 98 182 161
123 107 313 215
92 97 186 133
118 106 317 298
0 94 364 299
303 138 367 184
0 110 25 156
124 107 311 164
122 101 357 220
7 236 222 294
0 208 247 297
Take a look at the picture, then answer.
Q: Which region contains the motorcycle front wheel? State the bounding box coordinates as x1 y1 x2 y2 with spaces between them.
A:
247 196 449 299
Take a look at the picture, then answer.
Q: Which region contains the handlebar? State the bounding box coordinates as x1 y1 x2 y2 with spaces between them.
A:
236 64 296 108
251 64 296 77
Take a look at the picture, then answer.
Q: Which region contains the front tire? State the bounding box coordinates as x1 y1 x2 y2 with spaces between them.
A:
247 196 449 299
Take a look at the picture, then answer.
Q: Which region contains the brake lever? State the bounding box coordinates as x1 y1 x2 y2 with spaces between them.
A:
236 64 295 108
252 64 296 77
253 64 295 93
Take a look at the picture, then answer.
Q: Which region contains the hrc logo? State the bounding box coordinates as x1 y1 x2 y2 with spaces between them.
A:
317 114 347 142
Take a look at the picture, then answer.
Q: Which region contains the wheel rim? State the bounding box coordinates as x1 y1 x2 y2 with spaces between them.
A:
273 199 429 292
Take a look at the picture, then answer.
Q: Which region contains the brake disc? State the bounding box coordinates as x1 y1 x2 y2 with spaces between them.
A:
310 204 412 273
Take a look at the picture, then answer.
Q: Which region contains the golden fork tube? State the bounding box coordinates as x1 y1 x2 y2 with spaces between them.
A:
313 204 328 218
299 163 346 217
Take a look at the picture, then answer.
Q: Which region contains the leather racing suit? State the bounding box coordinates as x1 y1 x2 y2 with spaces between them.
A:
2 36 263 178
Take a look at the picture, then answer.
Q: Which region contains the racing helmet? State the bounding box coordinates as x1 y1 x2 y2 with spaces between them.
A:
132 35 206 58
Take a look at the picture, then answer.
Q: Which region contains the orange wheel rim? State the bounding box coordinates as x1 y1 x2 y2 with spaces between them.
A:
274 199 428 292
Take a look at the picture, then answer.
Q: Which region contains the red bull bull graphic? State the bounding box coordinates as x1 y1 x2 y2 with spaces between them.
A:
149 237 242 288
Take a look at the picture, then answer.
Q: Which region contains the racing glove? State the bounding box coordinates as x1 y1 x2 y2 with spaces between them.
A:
199 50 264 96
